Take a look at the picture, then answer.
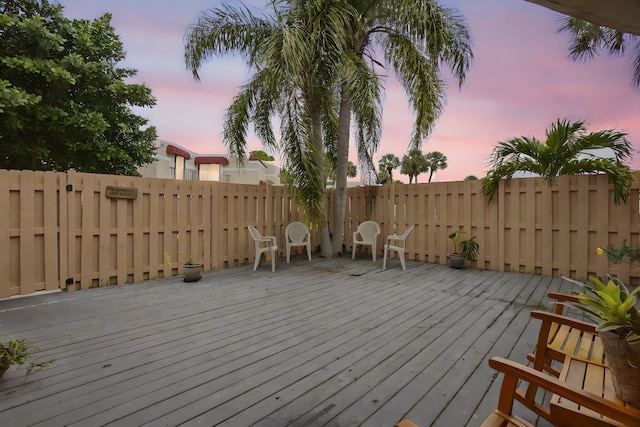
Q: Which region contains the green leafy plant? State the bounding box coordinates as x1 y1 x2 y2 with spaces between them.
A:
565 275 640 344
164 252 195 266
0 338 54 377
597 240 640 265
448 230 480 261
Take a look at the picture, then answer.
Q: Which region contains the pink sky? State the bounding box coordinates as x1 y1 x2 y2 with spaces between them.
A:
59 0 640 182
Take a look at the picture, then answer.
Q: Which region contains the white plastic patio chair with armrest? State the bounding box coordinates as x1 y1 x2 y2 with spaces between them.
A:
248 225 278 272
383 224 415 270
352 221 381 261
285 221 311 263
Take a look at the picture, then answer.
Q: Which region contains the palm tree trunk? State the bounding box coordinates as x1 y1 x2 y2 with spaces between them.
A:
331 86 351 256
309 103 333 258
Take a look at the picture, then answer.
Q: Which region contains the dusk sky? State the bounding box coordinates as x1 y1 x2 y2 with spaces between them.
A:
58 0 640 182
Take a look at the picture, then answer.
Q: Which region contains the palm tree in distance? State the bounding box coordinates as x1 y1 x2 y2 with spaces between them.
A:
378 154 400 184
482 119 634 205
400 149 429 183
559 17 640 90
424 151 448 182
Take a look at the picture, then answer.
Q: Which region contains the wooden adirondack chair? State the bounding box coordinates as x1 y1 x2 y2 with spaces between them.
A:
527 292 603 377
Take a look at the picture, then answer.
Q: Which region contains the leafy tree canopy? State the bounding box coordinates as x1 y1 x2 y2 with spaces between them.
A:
0 0 158 175
378 154 400 184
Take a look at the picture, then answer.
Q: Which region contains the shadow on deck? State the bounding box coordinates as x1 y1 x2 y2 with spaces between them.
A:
0 256 576 426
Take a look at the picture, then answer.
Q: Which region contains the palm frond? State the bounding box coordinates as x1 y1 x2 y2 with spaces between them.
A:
184 4 277 79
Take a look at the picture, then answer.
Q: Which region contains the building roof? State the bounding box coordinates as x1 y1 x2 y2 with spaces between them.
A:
525 0 640 36
194 156 230 165
165 144 191 159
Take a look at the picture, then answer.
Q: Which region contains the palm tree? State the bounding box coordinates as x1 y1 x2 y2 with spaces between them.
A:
185 0 473 257
424 151 448 182
378 154 400 184
559 17 640 90
400 149 429 183
482 119 634 205
329 0 473 254
184 1 358 256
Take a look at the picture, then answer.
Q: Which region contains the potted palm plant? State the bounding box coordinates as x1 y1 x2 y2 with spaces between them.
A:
565 275 640 407
164 252 202 282
448 230 480 269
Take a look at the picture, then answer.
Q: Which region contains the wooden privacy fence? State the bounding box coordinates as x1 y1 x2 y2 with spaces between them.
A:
2 169 639 297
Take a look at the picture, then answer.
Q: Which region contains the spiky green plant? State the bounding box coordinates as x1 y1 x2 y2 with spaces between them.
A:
566 276 640 344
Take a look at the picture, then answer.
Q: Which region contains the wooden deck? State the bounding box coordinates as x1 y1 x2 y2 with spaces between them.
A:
0 256 580 427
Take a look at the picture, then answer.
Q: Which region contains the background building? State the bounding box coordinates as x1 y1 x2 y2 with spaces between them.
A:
139 140 281 185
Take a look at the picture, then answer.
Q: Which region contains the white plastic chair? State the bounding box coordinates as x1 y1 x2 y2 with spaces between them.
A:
383 224 415 270
285 221 311 263
352 221 381 261
248 226 278 272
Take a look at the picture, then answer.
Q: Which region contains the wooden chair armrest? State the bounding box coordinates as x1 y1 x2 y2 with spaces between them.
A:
547 292 581 314
548 291 581 303
530 310 597 333
489 357 640 427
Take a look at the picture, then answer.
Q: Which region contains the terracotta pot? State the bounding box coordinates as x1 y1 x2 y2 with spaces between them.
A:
600 330 640 407
183 264 202 282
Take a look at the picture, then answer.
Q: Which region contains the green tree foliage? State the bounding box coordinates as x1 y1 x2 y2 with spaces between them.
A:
482 119 634 205
559 17 640 90
0 0 158 175
400 149 429 183
347 161 357 179
378 154 400 184
424 151 448 182
377 169 390 185
464 175 478 181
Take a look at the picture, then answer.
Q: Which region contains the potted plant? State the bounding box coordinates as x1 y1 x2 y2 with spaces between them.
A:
1 338 54 378
565 275 640 407
164 252 202 282
448 230 480 269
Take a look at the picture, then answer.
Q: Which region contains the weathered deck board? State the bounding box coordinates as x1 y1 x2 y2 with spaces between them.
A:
0 257 579 426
